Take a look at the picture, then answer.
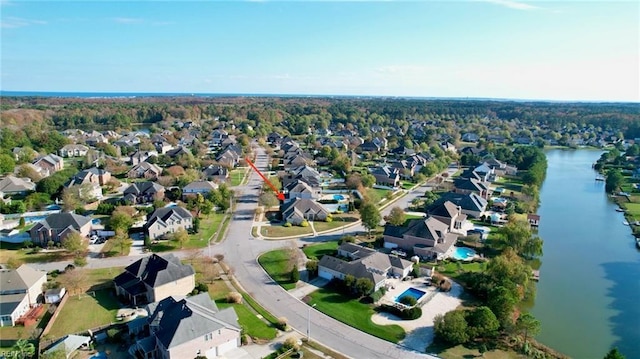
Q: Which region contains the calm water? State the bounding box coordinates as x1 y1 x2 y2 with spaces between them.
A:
533 149 640 359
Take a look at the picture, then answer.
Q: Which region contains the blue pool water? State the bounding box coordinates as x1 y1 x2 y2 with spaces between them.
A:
395 287 426 303
92 219 101 224
333 194 346 201
452 247 477 261
90 352 107 359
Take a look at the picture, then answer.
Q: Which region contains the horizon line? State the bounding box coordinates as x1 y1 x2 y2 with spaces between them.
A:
1 90 638 104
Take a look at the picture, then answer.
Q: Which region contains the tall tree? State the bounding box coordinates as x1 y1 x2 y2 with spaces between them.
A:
359 202 381 238
516 312 541 350
603 348 626 359
62 232 87 258
605 169 624 194
434 310 470 345
384 206 406 226
110 229 132 255
172 228 189 249
12 339 35 359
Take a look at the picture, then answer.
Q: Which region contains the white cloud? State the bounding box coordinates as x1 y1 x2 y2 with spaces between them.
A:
0 16 46 29
111 17 145 24
482 0 539 11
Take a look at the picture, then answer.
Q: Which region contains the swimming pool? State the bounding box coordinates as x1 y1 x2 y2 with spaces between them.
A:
333 194 346 201
90 352 107 359
394 287 426 304
452 247 477 261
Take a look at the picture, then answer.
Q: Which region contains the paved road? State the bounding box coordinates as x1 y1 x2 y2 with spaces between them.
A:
28 144 441 359
218 145 435 359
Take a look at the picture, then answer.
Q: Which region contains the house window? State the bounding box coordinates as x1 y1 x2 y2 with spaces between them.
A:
204 333 213 341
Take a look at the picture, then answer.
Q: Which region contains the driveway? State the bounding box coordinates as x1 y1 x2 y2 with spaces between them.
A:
219 144 435 359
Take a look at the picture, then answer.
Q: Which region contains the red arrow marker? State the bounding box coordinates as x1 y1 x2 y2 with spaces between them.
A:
245 157 285 201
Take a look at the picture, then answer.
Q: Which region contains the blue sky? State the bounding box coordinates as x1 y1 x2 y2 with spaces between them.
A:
1 0 638 101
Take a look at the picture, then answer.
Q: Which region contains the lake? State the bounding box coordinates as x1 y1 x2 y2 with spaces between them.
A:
533 149 640 358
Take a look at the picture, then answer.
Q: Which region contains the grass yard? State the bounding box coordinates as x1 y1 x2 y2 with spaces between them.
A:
47 288 119 338
312 215 359 233
302 241 338 260
428 344 527 359
230 168 248 187
82 267 124 289
493 177 524 197
260 224 313 238
217 302 277 340
150 212 225 252
0 244 73 265
258 249 297 290
307 287 405 343
621 202 640 220
100 239 131 257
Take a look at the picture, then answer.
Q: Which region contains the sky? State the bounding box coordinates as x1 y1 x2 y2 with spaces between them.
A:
1 0 638 102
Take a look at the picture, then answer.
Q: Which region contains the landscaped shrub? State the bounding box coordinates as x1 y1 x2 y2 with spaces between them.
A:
300 220 309 227
378 304 423 320
325 216 333 222
440 279 452 292
283 222 292 227
226 292 243 304
277 317 288 331
291 267 300 282
400 295 417 306
318 199 339 204
191 282 208 295
283 336 300 351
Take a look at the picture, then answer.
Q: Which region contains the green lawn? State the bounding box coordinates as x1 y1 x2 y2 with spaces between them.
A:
0 244 73 265
230 168 248 186
621 202 640 219
427 344 527 359
312 215 359 233
150 212 225 252
47 289 119 338
260 224 313 238
307 287 405 343
302 241 338 260
217 302 277 340
258 249 297 290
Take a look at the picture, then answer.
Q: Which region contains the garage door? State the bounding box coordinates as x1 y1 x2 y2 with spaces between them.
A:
216 338 238 356
318 268 334 280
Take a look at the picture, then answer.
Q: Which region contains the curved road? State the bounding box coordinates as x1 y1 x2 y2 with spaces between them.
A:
218 146 435 359
29 145 440 359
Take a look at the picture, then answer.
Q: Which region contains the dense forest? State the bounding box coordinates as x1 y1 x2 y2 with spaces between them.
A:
1 96 638 138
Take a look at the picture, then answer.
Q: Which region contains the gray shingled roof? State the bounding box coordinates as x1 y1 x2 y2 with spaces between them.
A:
0 176 36 193
124 181 164 196
33 213 91 232
147 292 239 349
117 253 194 288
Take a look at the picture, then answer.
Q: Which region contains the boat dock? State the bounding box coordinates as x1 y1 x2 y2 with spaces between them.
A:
531 270 540 281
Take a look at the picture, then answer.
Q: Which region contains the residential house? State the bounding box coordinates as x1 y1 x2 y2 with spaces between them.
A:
113 253 195 306
359 138 387 153
33 154 64 175
210 129 229 147
216 145 242 168
461 133 480 142
113 135 141 148
67 167 111 186
483 158 518 176
453 178 491 199
440 141 457 154
459 146 488 157
84 132 108 147
284 179 321 202
59 144 89 158
472 163 496 182
280 198 330 225
130 150 159 165
267 132 283 147
128 292 241 359
281 165 321 188
202 165 229 183
123 182 165 204
389 145 415 157
0 265 47 327
283 154 314 170
371 166 400 188
0 176 36 195
166 146 192 159
127 162 163 180
426 201 467 232
154 141 173 155
383 216 458 260
428 192 487 219
318 243 413 292
29 213 92 246
145 206 193 240
12 147 37 162
182 181 218 199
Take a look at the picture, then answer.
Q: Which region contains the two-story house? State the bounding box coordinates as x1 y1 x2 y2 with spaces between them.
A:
29 213 92 246
113 253 195 306
145 206 193 240
0 265 47 327
128 292 241 359
33 154 64 175
123 182 165 204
